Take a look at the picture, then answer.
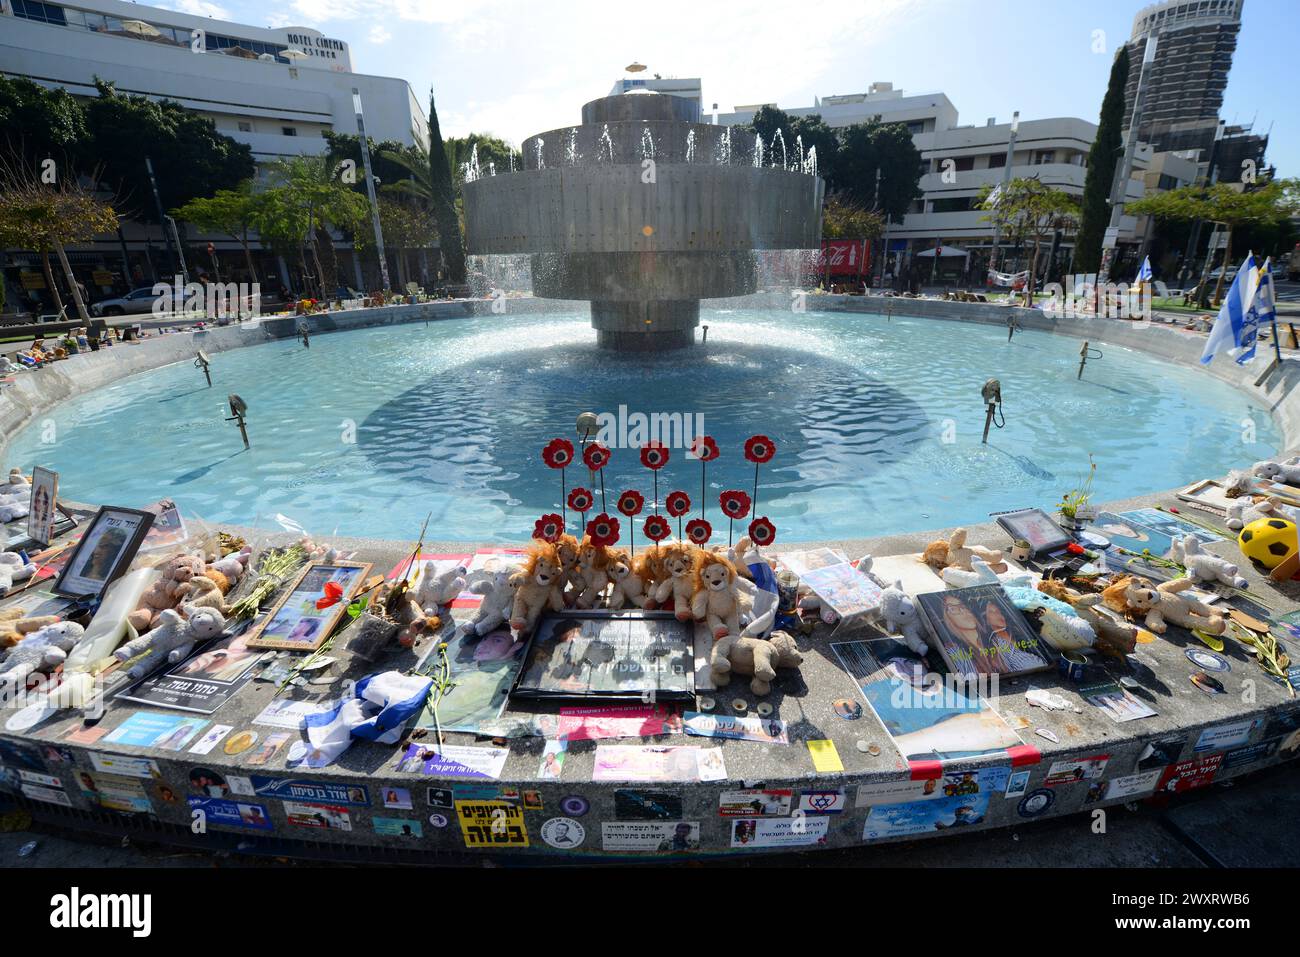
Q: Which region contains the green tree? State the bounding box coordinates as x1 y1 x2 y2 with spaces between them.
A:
1074 47 1130 274
84 79 254 222
172 181 262 283
821 194 884 239
1127 179 1300 304
979 178 1079 306
835 121 923 220
369 195 438 290
0 76 88 173
426 94 465 284
445 133 516 188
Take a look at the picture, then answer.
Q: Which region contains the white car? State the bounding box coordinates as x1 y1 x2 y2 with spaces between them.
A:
89 287 183 317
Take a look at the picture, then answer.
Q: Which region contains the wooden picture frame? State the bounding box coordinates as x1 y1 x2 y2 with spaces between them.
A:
51 506 155 599
244 560 373 652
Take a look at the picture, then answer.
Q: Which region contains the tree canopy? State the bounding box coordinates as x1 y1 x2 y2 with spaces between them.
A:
1074 46 1130 274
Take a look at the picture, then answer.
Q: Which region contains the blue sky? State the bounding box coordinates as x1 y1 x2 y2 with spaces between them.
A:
162 0 1297 175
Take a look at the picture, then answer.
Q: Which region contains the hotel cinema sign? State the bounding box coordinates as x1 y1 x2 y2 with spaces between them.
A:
283 32 347 60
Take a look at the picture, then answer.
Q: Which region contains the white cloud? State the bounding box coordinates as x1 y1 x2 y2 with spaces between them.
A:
161 0 233 18
368 25 391 44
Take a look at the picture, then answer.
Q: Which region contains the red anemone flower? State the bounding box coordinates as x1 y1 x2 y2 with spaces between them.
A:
640 441 670 471
689 435 720 462
748 517 777 548
533 513 565 542
582 442 612 471
315 581 344 610
542 438 575 469
665 490 691 517
567 487 594 513
643 515 672 542
616 489 645 517
586 513 621 548
719 490 752 520
744 434 776 464
685 518 713 545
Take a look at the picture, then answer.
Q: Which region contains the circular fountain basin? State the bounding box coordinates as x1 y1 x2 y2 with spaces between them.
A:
3 308 1277 541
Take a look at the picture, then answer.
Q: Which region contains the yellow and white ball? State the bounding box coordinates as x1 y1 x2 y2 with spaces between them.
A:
1238 517 1299 570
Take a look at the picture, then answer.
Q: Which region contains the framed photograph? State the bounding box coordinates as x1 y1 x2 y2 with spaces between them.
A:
1176 479 1235 515
51 506 154 599
26 467 58 546
993 508 1071 556
916 584 1052 680
513 610 694 702
244 561 372 652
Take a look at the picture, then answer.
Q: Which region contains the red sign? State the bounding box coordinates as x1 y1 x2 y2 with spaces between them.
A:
821 239 869 278
1156 754 1223 794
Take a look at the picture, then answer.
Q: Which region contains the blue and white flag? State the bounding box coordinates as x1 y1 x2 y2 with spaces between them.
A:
1252 258 1277 327
1136 256 1153 283
1201 252 1260 366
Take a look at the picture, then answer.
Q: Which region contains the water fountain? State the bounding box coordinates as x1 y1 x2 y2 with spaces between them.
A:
463 91 824 350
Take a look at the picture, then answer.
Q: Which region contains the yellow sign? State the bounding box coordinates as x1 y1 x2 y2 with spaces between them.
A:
455 800 529 848
19 271 45 290
807 739 843 773
92 270 115 286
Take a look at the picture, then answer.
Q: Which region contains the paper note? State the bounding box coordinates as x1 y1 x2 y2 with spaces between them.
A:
807 739 843 773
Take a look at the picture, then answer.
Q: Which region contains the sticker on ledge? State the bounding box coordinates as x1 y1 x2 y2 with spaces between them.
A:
374 817 422 838
798 790 846 814
719 789 793 818
807 739 843 773
614 789 683 820
601 821 699 852
1044 754 1110 786
456 800 529 848
540 817 586 849
731 816 829 848
1017 788 1056 818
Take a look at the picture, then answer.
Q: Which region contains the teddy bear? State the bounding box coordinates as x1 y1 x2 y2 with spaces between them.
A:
636 545 669 609
1070 593 1138 657
0 471 30 523
1226 496 1297 532
114 604 226 680
1170 534 1249 590
940 556 1034 590
508 541 564 636
452 559 518 637
553 534 582 606
653 542 698 620
693 551 742 641
605 547 646 609
1253 458 1300 486
0 620 85 692
0 551 36 593
1102 575 1225 636
0 606 64 649
710 630 804 696
572 538 612 609
177 574 230 617
206 548 251 591
128 552 205 632
414 560 467 616
878 579 931 655
922 528 1004 572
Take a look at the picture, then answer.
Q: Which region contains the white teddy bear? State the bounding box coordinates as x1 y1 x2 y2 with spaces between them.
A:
940 556 1035 590
0 620 85 692
0 470 30 524
113 604 226 680
1226 496 1298 531
0 551 36 592
460 562 519 635
877 579 930 656
1171 534 1249 590
1253 458 1300 486
414 561 467 616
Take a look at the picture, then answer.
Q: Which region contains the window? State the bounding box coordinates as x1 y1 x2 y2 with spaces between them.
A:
988 153 1006 169
282 127 297 137
12 0 68 25
931 197 975 213
1033 150 1056 165
238 121 253 132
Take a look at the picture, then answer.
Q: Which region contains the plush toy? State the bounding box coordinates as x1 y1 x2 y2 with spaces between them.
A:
114 604 226 680
460 560 519 637
0 620 84 691
692 551 742 640
0 606 63 649
206 548 251 591
1102 575 1225 636
177 575 230 617
878 580 931 655
710 630 804 696
1170 534 1249 589
0 551 36 592
636 546 669 609
574 538 612 609
0 471 30 523
606 548 646 610
940 556 1033 590
1071 594 1138 657
554 534 582 606
922 528 1004 572
414 560 467 615
653 542 698 620
1253 458 1300 486
1226 496 1297 532
128 553 205 632
1003 584 1095 652
508 541 564 636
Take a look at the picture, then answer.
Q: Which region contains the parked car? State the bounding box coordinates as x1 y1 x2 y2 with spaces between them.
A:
89 287 182 317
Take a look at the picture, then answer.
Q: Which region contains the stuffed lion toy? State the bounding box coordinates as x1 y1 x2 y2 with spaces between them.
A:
509 541 565 636
1102 575 1224 636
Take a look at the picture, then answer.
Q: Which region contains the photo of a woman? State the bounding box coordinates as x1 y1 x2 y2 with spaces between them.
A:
921 586 1050 679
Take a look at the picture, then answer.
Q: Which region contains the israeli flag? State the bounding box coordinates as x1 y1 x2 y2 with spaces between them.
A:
1201 252 1260 366
1253 258 1277 327
1136 256 1153 282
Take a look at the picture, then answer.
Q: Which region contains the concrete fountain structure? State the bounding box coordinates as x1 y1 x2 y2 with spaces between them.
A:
462 91 824 350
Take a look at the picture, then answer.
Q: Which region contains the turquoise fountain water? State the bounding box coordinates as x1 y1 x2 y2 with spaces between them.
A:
2 309 1277 543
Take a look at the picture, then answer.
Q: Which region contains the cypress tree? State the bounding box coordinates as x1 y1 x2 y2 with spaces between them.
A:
1073 47 1130 273
426 93 466 284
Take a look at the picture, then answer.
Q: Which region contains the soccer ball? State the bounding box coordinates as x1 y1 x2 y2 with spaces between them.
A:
1238 517 1299 570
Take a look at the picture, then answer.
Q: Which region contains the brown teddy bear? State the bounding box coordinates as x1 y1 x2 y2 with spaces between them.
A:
1102 575 1225 636
129 553 205 632
0 607 64 650
606 548 647 609
636 545 668 609
509 541 565 636
922 527 1005 572
711 630 804 696
574 537 612 609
